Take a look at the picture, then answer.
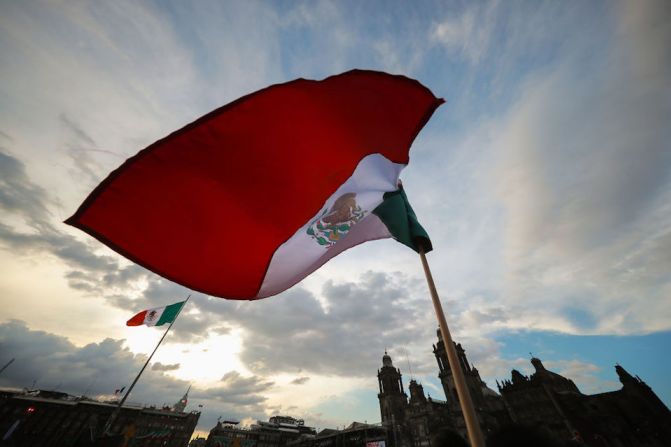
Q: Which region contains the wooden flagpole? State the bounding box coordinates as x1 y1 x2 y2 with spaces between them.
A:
418 247 485 447
102 295 191 435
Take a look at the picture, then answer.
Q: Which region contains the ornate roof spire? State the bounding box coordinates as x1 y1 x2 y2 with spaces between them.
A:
173 384 191 412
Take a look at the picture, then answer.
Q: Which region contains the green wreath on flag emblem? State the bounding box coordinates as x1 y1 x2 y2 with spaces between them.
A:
307 192 365 248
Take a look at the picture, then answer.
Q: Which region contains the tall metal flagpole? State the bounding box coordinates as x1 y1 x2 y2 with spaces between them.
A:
102 295 191 435
418 247 485 447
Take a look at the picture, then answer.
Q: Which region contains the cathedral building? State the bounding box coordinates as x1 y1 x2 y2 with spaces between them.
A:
377 330 671 446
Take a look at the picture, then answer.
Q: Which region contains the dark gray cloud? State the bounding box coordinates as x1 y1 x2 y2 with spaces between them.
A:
0 150 52 224
205 371 274 407
151 362 180 371
103 265 148 288
169 311 225 344
106 294 140 311
0 319 171 398
190 271 437 377
290 377 310 385
140 279 194 310
0 150 150 298
0 223 125 293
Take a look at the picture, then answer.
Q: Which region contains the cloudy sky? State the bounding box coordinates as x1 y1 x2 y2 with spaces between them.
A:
1 0 670 437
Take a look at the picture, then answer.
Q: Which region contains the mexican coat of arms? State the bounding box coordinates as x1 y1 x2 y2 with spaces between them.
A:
307 192 365 248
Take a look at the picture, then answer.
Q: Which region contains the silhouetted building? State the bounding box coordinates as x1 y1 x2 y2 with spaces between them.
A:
287 422 387 447
206 416 316 447
377 350 457 447
378 333 508 446
378 331 671 446
432 330 509 437
0 388 200 446
405 380 453 447
206 421 258 447
190 437 207 447
377 351 409 447
499 359 671 446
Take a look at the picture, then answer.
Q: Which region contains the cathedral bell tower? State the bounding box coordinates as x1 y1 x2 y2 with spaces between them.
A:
377 351 408 445
432 329 484 407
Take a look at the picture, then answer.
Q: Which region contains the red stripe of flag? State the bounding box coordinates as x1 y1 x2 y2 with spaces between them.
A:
126 310 148 326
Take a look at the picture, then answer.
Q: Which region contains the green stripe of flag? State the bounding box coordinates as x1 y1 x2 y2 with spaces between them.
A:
372 188 432 253
156 301 185 326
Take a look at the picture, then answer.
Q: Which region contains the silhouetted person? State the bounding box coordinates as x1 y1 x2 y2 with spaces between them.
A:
486 423 561 447
431 428 469 447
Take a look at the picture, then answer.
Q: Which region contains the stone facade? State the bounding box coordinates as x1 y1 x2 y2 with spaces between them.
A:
378 331 671 446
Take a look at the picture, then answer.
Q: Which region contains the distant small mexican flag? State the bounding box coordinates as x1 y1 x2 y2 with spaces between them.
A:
126 301 185 327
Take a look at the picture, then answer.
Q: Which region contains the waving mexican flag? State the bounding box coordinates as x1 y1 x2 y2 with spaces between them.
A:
126 301 185 327
66 70 443 299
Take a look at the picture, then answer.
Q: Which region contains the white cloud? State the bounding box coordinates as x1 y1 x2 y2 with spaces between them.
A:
490 0 671 335
431 0 500 64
